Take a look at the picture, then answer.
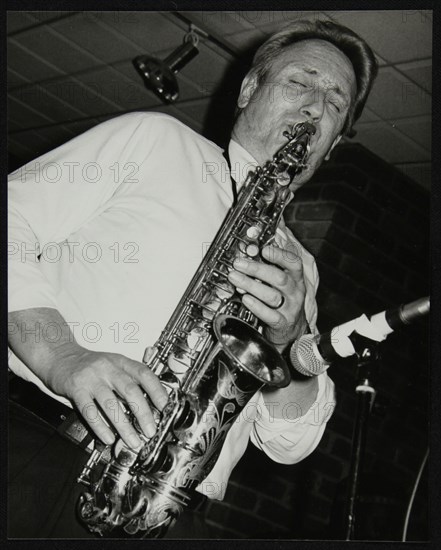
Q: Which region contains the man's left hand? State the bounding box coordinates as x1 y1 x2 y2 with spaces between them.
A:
228 244 307 351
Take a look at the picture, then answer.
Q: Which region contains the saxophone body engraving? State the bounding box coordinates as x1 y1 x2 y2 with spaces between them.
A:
77 122 316 538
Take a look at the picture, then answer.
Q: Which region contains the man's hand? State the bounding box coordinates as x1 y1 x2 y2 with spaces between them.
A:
227 244 318 420
47 344 168 450
8 308 168 451
228 244 307 351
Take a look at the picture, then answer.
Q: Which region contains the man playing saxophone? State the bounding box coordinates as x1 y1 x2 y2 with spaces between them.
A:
8 19 378 537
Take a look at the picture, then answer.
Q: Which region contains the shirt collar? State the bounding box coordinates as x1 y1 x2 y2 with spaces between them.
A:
227 139 294 202
227 139 259 190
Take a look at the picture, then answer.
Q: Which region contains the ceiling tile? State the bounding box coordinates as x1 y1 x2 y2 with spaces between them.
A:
7 67 31 89
224 29 266 52
396 59 432 93
91 12 184 54
28 125 77 153
9 127 57 158
252 10 332 35
394 162 431 190
8 94 55 128
177 73 217 102
355 121 431 163
62 119 100 137
184 11 259 36
7 12 36 34
8 116 26 133
8 39 63 81
8 135 37 160
26 11 79 25
238 10 328 31
179 42 232 94
366 67 431 120
147 104 204 134
10 26 99 75
77 66 164 111
9 82 86 128
354 106 381 125
389 115 431 152
38 76 126 118
95 113 120 124
325 10 432 63
51 12 140 64
175 98 212 129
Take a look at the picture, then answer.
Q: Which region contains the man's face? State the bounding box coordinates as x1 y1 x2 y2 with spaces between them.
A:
232 39 357 190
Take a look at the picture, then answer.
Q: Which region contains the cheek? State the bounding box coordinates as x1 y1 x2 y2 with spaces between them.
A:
317 120 341 153
245 99 268 127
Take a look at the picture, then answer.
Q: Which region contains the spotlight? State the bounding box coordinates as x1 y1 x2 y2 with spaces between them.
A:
133 27 201 103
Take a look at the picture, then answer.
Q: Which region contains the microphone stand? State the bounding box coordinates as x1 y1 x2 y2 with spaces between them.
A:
344 334 381 540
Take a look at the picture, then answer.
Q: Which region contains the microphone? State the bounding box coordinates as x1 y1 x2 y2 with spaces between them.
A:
290 297 430 377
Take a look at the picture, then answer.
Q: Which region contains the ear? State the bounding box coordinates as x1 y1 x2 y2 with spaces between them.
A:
325 134 342 161
237 71 259 109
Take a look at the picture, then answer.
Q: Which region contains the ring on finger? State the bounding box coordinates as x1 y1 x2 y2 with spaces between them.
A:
273 293 285 309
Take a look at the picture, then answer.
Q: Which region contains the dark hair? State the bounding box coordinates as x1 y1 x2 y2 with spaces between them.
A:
247 19 378 136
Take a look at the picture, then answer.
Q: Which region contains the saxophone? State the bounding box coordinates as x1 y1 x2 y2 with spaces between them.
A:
77 121 316 538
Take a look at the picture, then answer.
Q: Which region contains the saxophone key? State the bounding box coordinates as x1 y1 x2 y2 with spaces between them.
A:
246 225 262 239
245 243 260 257
167 351 192 374
159 371 180 387
113 440 139 467
214 281 235 300
260 189 276 205
186 326 207 351
201 298 221 320
276 172 291 186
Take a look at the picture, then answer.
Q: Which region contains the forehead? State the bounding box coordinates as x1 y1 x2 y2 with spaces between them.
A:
267 39 356 97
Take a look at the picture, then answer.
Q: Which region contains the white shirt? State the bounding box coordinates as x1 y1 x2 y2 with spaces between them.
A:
8 112 335 499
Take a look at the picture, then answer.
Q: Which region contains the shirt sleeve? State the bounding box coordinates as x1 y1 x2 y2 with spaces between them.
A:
250 222 336 463
250 372 336 464
8 112 155 313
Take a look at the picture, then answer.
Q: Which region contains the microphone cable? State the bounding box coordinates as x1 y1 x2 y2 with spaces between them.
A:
401 447 429 541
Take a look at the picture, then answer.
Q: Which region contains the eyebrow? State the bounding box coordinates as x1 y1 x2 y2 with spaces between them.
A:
298 66 351 104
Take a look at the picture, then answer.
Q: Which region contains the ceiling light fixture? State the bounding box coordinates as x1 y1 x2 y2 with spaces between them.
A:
133 25 206 103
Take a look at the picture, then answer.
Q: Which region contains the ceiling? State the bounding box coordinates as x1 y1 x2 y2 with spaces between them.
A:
7 10 432 190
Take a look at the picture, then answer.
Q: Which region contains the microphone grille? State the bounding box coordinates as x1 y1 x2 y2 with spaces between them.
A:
290 335 328 377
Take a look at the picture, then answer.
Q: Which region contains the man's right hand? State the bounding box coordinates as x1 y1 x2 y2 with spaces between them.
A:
8 307 168 451
47 344 169 450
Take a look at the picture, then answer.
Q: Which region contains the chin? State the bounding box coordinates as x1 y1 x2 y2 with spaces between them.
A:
291 163 314 188
289 181 307 192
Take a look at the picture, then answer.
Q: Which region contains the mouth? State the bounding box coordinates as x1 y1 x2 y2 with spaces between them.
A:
284 122 317 146
286 122 301 137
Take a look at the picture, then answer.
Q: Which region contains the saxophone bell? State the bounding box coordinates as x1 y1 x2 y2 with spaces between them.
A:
214 314 290 388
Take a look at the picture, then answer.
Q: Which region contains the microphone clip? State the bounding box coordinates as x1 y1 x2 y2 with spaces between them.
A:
348 331 382 406
348 331 381 365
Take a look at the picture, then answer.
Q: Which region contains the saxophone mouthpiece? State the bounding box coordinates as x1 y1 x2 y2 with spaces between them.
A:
284 121 316 141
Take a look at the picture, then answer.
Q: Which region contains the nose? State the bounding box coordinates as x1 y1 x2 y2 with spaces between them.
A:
300 90 325 123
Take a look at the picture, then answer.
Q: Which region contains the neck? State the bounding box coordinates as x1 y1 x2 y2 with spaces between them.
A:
230 125 242 149
230 121 263 165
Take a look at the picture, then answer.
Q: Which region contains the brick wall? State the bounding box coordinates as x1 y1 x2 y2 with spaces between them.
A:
205 143 430 540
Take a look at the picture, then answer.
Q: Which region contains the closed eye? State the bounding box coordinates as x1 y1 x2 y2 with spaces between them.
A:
289 79 307 88
325 91 343 113
329 101 341 113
